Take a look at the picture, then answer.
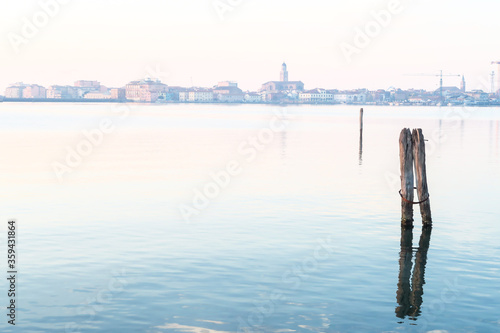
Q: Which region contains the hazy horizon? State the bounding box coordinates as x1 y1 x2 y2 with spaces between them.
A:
1 0 499 93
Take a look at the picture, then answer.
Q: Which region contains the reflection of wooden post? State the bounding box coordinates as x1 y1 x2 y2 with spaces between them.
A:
409 227 432 318
395 227 413 319
412 129 432 226
395 226 432 320
399 128 414 227
359 108 363 165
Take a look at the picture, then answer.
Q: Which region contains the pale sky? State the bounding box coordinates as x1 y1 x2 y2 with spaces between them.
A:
1 0 499 92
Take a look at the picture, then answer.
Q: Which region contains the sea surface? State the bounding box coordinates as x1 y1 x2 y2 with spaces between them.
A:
0 103 499 333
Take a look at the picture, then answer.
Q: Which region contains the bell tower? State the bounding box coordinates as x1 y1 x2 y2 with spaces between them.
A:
280 62 288 82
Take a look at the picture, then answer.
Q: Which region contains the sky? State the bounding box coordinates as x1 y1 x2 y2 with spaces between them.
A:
1 0 500 92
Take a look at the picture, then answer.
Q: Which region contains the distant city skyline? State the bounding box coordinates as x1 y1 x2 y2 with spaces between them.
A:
5 66 495 107
0 61 494 94
1 0 499 92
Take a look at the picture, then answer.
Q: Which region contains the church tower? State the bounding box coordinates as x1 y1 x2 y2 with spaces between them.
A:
460 75 466 92
280 62 288 82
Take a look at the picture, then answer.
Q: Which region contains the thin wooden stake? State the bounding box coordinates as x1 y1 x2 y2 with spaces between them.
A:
399 128 414 227
359 108 364 131
359 108 363 164
412 129 432 226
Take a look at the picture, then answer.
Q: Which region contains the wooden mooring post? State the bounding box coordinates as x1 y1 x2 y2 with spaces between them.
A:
399 128 432 227
399 128 414 227
412 129 432 226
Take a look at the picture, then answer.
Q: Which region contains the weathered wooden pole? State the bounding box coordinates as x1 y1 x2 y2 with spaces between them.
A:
412 129 432 226
359 108 364 131
359 108 363 164
399 128 414 227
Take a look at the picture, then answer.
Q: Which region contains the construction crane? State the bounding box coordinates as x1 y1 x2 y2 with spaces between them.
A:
404 70 461 102
491 71 495 93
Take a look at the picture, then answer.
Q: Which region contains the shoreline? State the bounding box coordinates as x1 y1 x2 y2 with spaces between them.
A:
1 99 499 107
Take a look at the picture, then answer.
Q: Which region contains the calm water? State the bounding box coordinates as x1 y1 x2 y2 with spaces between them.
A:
0 103 499 333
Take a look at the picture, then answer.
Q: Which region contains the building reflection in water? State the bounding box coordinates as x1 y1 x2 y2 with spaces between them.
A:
396 226 432 320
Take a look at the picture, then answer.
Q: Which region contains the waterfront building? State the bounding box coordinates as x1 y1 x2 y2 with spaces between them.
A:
162 86 185 101
22 85 46 99
244 93 262 102
46 85 79 99
4 83 27 98
156 91 178 102
73 80 103 97
213 82 242 94
213 82 244 102
218 93 245 102
467 90 489 101
390 89 408 102
83 92 112 99
261 80 305 92
367 89 389 102
261 63 304 93
110 88 126 100
299 89 334 103
189 90 214 102
334 91 367 103
408 97 426 105
125 79 168 102
178 89 214 102
178 90 188 102
261 91 286 102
